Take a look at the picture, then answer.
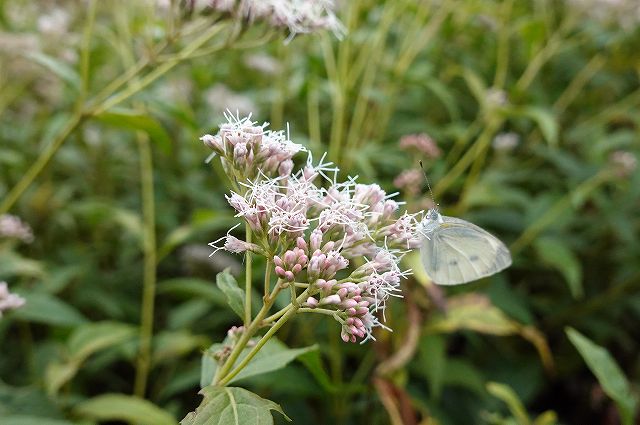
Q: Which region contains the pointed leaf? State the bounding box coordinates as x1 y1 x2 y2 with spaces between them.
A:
534 237 583 299
200 339 317 387
2 417 75 425
216 270 245 320
47 322 137 395
486 382 531 425
97 109 172 155
566 328 638 425
181 386 290 425
25 52 80 91
74 393 176 425
13 292 87 327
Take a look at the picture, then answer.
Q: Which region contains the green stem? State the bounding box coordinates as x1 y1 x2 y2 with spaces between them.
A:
133 132 157 398
0 113 83 214
262 304 293 324
92 23 225 115
510 171 610 255
217 305 300 386
244 224 252 326
213 284 284 384
264 259 272 297
0 23 226 215
298 307 338 317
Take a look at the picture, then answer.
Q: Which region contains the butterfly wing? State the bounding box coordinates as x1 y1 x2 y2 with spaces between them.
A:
420 215 511 285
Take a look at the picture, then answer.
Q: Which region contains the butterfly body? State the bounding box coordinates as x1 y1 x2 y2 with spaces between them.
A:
419 209 512 285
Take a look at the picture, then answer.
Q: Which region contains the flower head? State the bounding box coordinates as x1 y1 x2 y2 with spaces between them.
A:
0 282 26 318
203 113 422 343
0 214 34 243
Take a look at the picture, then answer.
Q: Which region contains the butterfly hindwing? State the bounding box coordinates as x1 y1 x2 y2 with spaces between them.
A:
420 215 512 285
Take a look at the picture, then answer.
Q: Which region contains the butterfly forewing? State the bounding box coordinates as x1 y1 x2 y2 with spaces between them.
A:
420 215 512 285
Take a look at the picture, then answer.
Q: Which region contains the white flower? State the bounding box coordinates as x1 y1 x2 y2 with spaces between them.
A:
0 282 26 318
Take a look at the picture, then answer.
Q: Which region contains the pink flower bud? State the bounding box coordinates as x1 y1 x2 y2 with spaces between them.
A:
275 266 286 278
292 264 302 274
305 297 319 308
273 256 284 268
342 299 358 309
284 271 295 281
284 250 296 265
321 294 341 305
310 229 323 251
296 237 307 252
279 159 294 177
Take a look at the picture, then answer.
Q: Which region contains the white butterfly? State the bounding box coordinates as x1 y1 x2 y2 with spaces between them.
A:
418 208 512 285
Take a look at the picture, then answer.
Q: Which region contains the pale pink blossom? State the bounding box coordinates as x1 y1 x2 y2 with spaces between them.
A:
0 282 25 318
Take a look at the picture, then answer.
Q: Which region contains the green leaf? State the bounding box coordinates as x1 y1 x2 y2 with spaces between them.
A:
74 393 177 425
418 335 446 400
158 278 227 305
0 251 45 279
152 330 209 366
566 327 638 425
46 321 136 395
200 344 223 389
97 109 172 155
425 294 518 336
13 292 87 327
68 321 137 360
510 106 558 146
534 237 583 299
200 339 317 387
297 350 337 393
486 382 531 425
229 341 317 384
2 417 75 425
181 386 290 425
216 270 245 320
25 52 80 91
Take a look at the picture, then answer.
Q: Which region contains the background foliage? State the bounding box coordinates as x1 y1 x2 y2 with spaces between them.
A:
1 0 639 424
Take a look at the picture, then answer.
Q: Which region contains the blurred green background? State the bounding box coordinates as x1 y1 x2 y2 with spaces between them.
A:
1 0 639 424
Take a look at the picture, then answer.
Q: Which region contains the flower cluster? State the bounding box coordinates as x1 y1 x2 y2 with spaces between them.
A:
201 112 305 182
207 0 345 39
399 133 441 159
204 113 422 343
0 282 25 318
0 214 34 243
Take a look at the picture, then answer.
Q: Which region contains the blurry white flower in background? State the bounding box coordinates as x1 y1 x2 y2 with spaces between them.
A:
568 0 640 30
204 84 259 117
37 8 71 37
0 282 26 318
0 214 34 243
205 0 345 39
492 132 520 152
244 53 282 75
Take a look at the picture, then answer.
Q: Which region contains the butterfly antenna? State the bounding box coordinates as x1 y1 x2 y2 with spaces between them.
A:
419 160 438 210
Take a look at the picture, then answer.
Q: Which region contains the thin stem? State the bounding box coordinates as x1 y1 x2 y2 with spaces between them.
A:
298 307 338 316
510 171 609 255
289 284 298 307
213 284 285 384
133 132 157 398
0 23 225 214
92 23 225 115
244 224 252 326
262 304 293 324
217 305 300 386
264 259 271 298
553 54 605 113
78 0 97 104
0 114 83 214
